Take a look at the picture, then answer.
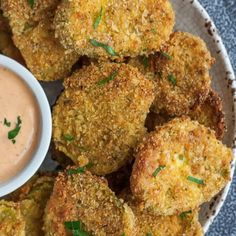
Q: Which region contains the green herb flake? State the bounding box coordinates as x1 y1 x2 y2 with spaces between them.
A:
4 118 11 127
167 74 176 86
178 154 184 160
28 0 35 8
93 7 103 29
151 28 157 33
160 51 172 60
8 116 22 143
97 71 118 86
141 56 149 69
67 163 93 175
89 39 118 56
187 176 204 185
121 233 126 236
64 221 89 236
12 140 16 144
179 210 192 220
146 233 153 236
153 165 166 177
64 134 75 141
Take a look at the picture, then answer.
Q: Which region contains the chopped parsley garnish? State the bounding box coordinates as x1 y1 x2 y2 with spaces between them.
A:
97 71 118 86
179 210 192 220
167 74 176 86
4 118 11 127
141 56 149 69
64 221 89 236
8 116 22 144
121 233 126 236
151 28 157 33
93 7 103 29
153 166 166 177
28 0 35 8
178 154 184 160
146 233 153 236
89 39 118 56
67 163 93 175
63 134 75 141
187 176 204 185
160 51 172 60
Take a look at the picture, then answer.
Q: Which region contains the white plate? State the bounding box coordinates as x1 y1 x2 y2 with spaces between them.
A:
40 0 236 233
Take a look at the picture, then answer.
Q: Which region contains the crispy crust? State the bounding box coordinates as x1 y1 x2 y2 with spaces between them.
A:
6 175 54 236
52 63 155 175
119 189 203 236
54 0 175 59
129 31 214 116
0 200 25 236
145 90 226 139
190 90 226 140
44 170 135 236
130 117 232 216
2 0 78 81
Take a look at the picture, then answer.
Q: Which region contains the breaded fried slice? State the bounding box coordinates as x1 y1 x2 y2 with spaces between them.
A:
131 117 232 216
0 10 24 63
0 200 25 236
190 90 226 140
52 63 155 175
1 0 60 35
145 90 226 139
44 170 135 236
7 175 54 236
2 0 78 81
119 189 203 236
54 0 175 59
129 31 214 116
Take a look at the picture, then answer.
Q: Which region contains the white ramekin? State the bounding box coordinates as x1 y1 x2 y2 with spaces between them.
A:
0 54 52 197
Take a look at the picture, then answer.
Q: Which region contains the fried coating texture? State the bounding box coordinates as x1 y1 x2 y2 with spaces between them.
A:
190 90 226 139
0 200 25 236
53 63 155 175
54 0 175 59
119 189 203 236
129 31 214 116
0 10 24 63
145 90 226 139
131 117 232 216
6 175 54 236
2 0 78 81
44 170 135 236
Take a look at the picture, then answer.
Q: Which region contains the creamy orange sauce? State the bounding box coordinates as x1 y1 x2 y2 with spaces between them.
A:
0 66 40 183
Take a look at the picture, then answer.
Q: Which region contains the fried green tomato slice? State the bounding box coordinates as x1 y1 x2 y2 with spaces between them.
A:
128 31 214 116
189 90 226 140
52 63 155 175
2 0 78 81
44 170 135 236
1 0 60 35
145 90 226 139
130 117 232 216
7 175 54 236
54 0 175 59
0 200 25 236
119 189 203 236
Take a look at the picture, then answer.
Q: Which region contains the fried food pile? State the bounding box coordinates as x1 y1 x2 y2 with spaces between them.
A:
0 0 233 235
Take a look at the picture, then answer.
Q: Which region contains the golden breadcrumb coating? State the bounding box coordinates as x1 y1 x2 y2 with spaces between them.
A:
6 175 54 236
0 10 24 63
145 90 225 139
2 0 78 81
0 200 25 236
54 0 175 59
190 90 226 140
44 170 135 236
128 31 214 116
53 63 155 175
119 189 203 236
131 117 232 216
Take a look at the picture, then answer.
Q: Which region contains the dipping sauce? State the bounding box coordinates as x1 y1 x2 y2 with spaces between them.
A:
0 66 40 183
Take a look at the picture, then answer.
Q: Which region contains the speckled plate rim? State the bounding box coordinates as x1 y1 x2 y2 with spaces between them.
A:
188 0 236 233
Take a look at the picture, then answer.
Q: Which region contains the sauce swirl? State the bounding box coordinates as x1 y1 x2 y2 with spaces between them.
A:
0 66 40 183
